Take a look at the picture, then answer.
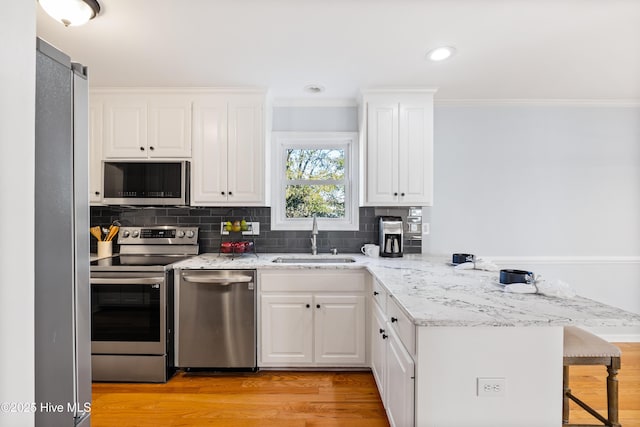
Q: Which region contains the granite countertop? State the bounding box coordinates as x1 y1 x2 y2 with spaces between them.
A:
172 253 640 328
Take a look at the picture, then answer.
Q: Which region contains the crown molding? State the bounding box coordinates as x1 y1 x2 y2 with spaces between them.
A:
272 98 358 107
89 87 267 94
435 99 640 107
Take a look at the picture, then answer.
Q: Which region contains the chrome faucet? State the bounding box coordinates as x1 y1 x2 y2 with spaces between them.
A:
310 215 318 255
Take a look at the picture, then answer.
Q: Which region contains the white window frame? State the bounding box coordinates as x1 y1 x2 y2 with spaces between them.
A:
271 132 359 231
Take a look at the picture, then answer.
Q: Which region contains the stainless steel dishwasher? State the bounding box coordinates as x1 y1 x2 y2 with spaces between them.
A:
175 269 256 370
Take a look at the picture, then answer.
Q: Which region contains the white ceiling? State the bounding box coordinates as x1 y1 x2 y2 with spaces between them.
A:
36 0 640 101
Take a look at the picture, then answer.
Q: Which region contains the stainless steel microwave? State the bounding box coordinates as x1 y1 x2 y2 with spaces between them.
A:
102 161 190 206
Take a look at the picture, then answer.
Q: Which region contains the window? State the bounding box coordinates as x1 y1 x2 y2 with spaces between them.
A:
272 132 359 230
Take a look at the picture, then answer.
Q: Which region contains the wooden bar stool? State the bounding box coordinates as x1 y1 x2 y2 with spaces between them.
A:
563 326 622 427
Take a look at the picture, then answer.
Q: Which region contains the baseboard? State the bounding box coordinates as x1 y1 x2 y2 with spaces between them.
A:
584 326 640 343
598 334 640 343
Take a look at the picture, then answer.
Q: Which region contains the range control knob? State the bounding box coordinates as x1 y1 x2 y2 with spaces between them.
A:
122 230 130 238
186 230 195 238
177 231 185 238
132 230 139 238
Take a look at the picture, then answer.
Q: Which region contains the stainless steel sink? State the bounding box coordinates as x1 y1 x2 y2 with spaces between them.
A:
272 257 356 264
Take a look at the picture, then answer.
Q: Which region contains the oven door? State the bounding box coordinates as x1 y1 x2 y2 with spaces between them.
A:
90 272 166 355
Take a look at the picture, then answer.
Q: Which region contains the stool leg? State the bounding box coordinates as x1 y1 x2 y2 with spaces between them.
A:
563 365 570 424
607 357 621 427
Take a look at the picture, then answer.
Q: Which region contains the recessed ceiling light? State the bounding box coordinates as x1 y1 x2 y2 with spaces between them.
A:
426 46 456 62
304 84 325 94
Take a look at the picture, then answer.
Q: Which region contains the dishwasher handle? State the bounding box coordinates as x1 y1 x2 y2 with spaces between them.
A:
181 274 253 285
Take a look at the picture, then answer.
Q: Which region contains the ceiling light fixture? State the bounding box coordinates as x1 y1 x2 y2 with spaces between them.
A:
304 84 325 94
426 46 457 62
38 0 101 27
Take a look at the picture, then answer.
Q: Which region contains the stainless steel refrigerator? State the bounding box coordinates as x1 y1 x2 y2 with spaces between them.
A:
35 38 92 427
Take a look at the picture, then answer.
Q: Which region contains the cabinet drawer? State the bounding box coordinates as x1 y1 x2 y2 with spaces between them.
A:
260 271 366 292
387 297 415 355
372 279 387 312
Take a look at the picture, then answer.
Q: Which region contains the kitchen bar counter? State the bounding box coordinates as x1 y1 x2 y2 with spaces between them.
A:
172 253 640 328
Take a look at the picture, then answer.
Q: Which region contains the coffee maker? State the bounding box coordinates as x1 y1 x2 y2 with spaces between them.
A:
378 216 403 257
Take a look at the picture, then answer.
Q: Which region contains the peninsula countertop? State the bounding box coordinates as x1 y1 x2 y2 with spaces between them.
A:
171 253 640 328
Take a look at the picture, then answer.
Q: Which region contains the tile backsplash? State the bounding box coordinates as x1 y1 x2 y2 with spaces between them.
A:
90 206 421 255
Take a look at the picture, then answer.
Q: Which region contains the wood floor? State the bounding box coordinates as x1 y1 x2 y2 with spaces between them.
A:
91 343 640 427
567 343 640 427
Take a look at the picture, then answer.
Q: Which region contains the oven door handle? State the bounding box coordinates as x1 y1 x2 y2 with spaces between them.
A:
90 277 165 285
181 275 253 285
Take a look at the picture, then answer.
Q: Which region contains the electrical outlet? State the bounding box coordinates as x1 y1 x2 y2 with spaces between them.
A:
422 223 430 235
477 377 506 397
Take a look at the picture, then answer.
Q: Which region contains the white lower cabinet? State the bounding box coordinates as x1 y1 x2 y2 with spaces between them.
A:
371 302 387 396
261 294 314 364
314 295 366 364
259 270 367 368
386 328 415 427
371 279 415 427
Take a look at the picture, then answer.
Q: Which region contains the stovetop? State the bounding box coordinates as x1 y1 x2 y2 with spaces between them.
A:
91 226 199 272
90 254 193 272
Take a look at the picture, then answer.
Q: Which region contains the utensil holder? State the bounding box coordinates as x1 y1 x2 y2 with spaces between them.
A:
97 241 112 259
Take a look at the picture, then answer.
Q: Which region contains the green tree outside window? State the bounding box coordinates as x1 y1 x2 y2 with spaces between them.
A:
285 148 346 218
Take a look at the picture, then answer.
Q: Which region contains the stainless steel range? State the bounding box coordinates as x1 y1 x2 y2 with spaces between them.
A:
90 226 199 382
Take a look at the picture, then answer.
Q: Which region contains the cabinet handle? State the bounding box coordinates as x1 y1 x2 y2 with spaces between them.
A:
228 191 233 196
221 191 225 195
382 334 388 339
391 317 398 323
401 192 405 196
149 146 155 151
379 328 385 334
306 304 310 308
316 304 320 309
139 147 145 151
373 291 379 296
393 192 398 196
94 191 100 196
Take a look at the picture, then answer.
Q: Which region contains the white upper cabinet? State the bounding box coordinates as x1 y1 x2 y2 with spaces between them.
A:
362 89 436 206
147 95 192 157
191 92 266 206
191 96 228 204
89 95 103 204
101 92 192 159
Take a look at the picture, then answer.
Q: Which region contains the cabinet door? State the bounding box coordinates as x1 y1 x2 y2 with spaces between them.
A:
386 329 415 427
371 302 387 399
314 295 366 365
191 96 228 205
89 98 103 204
227 96 264 203
366 102 399 204
147 95 192 158
398 102 433 205
260 294 313 365
103 95 147 158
